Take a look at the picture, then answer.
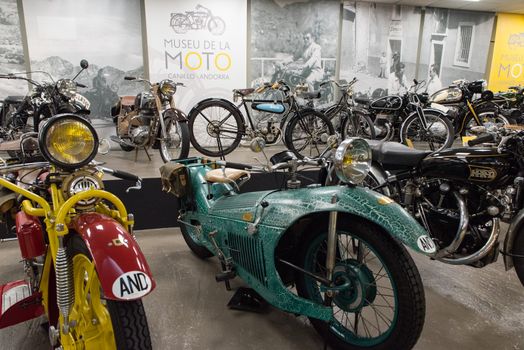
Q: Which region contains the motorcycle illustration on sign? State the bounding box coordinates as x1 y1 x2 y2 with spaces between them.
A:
170 5 226 35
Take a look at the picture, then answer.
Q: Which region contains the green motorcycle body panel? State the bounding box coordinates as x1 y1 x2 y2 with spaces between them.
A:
176 160 433 321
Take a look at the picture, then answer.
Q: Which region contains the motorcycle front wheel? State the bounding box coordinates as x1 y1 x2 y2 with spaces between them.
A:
284 110 335 159
339 110 376 140
188 100 244 157
513 229 524 287
295 217 425 350
400 111 454 151
159 118 190 162
64 235 152 350
208 16 226 35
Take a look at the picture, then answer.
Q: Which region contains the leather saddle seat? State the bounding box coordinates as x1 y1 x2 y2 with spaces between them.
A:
299 91 321 100
233 88 255 97
4 96 25 104
120 95 135 107
354 97 370 105
366 140 431 167
205 168 250 184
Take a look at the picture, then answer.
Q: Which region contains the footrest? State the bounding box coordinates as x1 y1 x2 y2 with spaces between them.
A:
227 287 269 313
0 280 44 329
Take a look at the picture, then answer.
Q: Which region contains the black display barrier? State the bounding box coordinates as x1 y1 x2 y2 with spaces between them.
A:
0 171 319 239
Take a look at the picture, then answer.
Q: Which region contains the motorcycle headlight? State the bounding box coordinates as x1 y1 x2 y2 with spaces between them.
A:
39 114 98 169
159 79 177 97
56 79 77 98
334 138 372 185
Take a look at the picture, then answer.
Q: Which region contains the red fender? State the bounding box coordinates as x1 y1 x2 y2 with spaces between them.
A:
72 213 155 300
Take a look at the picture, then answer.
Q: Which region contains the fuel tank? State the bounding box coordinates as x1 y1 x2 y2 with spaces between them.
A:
420 147 516 185
369 95 403 111
429 87 463 105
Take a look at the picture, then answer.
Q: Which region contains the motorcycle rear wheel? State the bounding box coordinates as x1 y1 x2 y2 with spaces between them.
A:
295 217 425 350
65 235 152 350
180 223 213 259
159 118 190 162
339 110 376 140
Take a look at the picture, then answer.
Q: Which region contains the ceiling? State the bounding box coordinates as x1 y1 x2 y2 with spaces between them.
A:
357 0 524 14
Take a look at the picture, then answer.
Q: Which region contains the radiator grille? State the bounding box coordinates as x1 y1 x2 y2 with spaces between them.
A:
228 232 268 287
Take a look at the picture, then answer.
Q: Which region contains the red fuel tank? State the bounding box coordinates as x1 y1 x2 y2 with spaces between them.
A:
15 212 46 259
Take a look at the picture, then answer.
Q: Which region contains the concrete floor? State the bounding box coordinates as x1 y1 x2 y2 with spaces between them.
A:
0 228 522 350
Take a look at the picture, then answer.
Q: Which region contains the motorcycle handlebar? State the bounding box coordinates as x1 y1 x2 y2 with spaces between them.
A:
100 167 142 192
468 134 495 146
76 82 87 88
216 161 253 170
124 76 136 81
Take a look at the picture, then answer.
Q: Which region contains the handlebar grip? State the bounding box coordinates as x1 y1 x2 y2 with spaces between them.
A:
124 76 136 81
76 83 87 88
112 169 142 182
468 134 494 146
224 162 253 170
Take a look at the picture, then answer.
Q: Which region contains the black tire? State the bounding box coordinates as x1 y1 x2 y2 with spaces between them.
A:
159 118 190 162
284 110 335 159
295 217 425 350
513 229 524 286
67 235 152 349
180 222 213 259
400 110 454 151
188 100 244 157
339 110 376 139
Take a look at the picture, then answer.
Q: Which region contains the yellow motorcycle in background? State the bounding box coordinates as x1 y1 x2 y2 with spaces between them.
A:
0 114 154 349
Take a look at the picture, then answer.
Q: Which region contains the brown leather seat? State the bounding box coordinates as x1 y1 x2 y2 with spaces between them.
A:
205 168 250 183
120 96 135 106
233 88 255 97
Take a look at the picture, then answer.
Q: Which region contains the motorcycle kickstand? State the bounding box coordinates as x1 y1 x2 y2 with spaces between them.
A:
209 230 236 290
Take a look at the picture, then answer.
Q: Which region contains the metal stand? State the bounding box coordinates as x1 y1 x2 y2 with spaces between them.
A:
227 287 268 313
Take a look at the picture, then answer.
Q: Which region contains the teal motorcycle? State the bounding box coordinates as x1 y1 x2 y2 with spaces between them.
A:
160 138 437 350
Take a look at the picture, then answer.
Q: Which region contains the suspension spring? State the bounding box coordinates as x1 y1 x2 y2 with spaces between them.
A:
55 238 73 331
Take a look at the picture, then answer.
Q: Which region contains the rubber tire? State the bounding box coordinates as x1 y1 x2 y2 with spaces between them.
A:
460 107 512 136
284 110 335 159
68 235 153 350
295 217 425 350
339 110 376 139
180 223 213 259
159 118 190 162
188 100 244 157
400 110 454 151
513 229 524 287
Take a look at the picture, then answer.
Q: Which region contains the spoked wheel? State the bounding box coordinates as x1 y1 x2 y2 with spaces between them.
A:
340 111 376 139
462 110 512 137
400 111 454 151
159 118 190 162
170 14 190 34
188 100 244 157
62 235 152 350
296 218 425 350
284 110 335 158
513 228 524 286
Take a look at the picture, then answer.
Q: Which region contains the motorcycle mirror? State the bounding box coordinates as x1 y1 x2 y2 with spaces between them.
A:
98 139 110 155
249 137 266 153
80 59 89 69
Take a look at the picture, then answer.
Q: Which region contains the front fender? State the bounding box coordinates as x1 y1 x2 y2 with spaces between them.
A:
261 186 436 256
72 213 155 300
164 107 188 122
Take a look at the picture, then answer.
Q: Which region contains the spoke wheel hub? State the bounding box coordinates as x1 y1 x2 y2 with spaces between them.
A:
207 121 221 137
332 259 376 313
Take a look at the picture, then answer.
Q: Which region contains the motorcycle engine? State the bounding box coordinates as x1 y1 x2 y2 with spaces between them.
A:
130 125 150 145
255 114 281 144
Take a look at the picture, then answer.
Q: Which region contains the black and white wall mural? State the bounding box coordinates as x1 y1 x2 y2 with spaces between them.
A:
250 0 339 104
0 0 26 98
340 2 422 98
22 0 144 120
417 8 494 95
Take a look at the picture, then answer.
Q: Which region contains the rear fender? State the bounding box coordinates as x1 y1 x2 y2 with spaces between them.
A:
72 213 155 300
189 97 239 119
164 107 188 122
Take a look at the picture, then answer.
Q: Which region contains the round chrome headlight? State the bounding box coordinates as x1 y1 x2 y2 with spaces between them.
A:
159 79 177 97
56 79 77 98
334 138 372 185
38 114 98 169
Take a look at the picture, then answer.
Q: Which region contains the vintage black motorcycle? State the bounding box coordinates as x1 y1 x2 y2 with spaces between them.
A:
492 85 524 124
360 127 524 285
428 79 513 137
354 80 454 151
0 59 91 133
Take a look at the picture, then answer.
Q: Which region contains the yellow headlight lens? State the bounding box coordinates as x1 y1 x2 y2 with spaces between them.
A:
334 138 372 185
160 79 176 97
46 119 96 165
